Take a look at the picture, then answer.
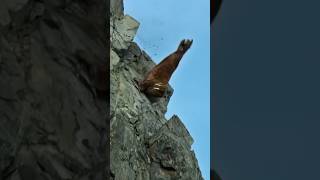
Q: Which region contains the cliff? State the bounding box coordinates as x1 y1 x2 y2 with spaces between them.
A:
0 0 107 179
0 0 204 179
110 0 203 179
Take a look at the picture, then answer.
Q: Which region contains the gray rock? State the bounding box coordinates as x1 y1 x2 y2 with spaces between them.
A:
111 49 120 70
110 0 203 179
0 0 204 179
6 0 29 12
110 0 124 17
0 0 107 179
111 14 139 51
0 3 11 26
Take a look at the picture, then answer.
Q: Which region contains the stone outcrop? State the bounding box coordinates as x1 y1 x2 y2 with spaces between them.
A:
110 0 203 179
0 0 204 179
0 0 107 179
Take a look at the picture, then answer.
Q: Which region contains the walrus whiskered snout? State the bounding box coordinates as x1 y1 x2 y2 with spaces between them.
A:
145 82 167 97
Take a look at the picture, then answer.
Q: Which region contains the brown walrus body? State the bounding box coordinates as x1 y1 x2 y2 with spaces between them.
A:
139 39 193 97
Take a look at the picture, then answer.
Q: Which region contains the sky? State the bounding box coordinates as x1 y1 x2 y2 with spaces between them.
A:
124 0 211 179
213 0 320 179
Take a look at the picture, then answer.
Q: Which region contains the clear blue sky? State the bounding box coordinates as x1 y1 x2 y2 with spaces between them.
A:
124 0 210 179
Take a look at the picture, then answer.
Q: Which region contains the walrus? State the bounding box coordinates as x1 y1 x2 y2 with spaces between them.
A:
139 39 193 97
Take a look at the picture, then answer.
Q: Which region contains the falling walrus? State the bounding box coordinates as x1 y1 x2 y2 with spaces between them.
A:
139 39 193 97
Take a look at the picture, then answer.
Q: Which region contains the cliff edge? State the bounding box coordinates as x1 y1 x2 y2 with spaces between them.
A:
110 0 203 179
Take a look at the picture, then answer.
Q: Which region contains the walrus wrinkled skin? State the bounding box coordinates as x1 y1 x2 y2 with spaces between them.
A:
139 39 193 97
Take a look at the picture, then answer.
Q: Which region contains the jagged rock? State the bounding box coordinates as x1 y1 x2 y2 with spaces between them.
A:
111 49 120 70
0 4 11 26
6 0 29 12
110 0 124 17
0 0 30 26
0 0 107 179
148 116 202 180
111 15 140 51
110 0 203 179
110 0 137 53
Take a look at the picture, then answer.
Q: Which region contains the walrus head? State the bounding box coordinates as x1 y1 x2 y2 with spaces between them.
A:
177 39 193 54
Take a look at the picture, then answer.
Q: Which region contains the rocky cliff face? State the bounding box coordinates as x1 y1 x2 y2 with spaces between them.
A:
110 0 203 179
0 0 107 179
